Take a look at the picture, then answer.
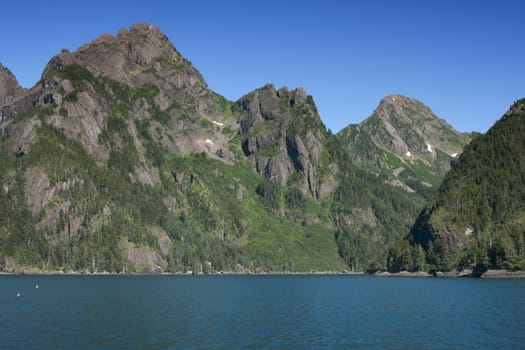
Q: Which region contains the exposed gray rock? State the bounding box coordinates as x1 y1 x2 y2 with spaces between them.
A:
481 270 525 279
237 84 335 199
1 118 41 156
122 239 167 273
147 225 172 257
0 64 25 108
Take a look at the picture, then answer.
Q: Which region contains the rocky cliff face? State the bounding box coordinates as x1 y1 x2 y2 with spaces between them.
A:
0 65 26 123
338 95 470 198
237 84 335 199
0 64 24 102
2 23 235 167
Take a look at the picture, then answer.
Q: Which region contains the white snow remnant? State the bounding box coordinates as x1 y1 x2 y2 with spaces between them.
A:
212 120 224 126
405 151 411 157
427 144 432 153
451 153 458 158
205 139 213 145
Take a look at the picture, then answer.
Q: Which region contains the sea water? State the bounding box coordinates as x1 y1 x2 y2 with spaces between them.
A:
0 275 524 349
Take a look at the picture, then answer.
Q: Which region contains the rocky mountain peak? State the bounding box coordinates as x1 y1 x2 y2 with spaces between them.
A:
239 84 309 132
0 22 226 168
338 94 470 199
0 64 24 105
375 95 435 124
366 94 466 157
238 84 332 198
42 23 207 91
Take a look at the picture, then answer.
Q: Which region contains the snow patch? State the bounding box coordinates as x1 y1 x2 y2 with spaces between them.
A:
451 153 458 158
205 139 213 145
465 227 473 236
212 120 224 126
405 151 411 157
427 144 432 153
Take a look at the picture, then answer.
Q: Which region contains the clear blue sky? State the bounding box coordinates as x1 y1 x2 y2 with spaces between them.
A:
1 0 523 132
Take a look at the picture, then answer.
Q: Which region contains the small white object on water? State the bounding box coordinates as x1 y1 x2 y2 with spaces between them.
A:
35 284 39 289
17 293 20 297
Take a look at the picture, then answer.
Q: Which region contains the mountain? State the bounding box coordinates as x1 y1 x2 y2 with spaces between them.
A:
408 98 525 272
0 64 26 123
0 23 441 274
338 95 470 199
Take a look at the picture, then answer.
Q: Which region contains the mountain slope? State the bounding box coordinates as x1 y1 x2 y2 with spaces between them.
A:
338 95 470 199
409 98 525 271
0 23 432 273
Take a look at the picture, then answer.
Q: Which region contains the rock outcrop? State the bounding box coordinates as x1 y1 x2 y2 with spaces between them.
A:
0 64 26 123
237 85 334 198
0 64 24 103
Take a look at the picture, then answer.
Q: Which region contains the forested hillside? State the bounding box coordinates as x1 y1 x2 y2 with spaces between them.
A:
407 99 525 272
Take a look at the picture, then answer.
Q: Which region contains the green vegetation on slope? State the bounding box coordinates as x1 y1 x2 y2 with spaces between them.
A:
408 99 525 272
0 116 346 273
327 136 425 271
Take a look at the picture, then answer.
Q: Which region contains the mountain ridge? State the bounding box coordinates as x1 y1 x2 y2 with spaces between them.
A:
0 23 470 274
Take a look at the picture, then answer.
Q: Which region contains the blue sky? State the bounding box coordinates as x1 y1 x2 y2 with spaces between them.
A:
1 0 523 132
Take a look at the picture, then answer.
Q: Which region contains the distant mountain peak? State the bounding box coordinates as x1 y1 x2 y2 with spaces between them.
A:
366 94 465 157
375 94 435 123
337 94 470 199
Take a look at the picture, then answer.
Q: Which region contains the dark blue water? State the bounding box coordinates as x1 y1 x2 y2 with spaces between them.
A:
0 275 524 349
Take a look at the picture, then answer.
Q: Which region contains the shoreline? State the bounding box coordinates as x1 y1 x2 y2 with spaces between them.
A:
2 269 525 278
373 269 525 279
0 270 365 276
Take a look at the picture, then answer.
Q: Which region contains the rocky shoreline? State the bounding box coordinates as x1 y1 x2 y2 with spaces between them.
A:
0 269 364 276
373 269 525 279
2 268 525 278
479 270 525 279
